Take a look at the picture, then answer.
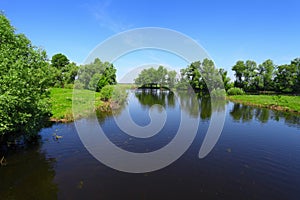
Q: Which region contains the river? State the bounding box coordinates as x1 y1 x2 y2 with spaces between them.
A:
1 89 300 199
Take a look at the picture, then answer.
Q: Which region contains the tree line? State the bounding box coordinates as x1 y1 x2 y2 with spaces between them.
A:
232 58 300 93
135 58 300 94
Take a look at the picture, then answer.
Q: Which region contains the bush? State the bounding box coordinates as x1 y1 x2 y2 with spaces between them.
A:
227 87 245 95
99 85 114 101
111 86 128 104
64 84 74 89
0 14 52 140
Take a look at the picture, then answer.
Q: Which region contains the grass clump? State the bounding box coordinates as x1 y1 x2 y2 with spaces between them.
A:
227 87 245 95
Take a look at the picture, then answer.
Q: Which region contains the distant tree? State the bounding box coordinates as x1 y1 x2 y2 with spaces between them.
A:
186 61 202 90
256 59 275 91
219 68 232 91
232 60 246 88
157 66 168 87
244 60 257 91
50 53 78 87
274 64 297 93
96 64 116 92
134 66 175 88
201 58 223 91
167 70 177 88
0 14 52 140
51 53 69 70
77 58 116 91
179 59 224 92
291 58 300 93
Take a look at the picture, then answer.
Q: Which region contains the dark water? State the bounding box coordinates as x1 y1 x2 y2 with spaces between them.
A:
1 90 300 199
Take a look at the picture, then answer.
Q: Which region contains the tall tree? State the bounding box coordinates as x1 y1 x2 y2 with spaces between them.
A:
187 61 202 90
219 68 232 91
291 58 300 93
51 53 69 70
0 14 51 139
257 59 275 91
232 61 246 88
274 64 297 93
244 60 257 91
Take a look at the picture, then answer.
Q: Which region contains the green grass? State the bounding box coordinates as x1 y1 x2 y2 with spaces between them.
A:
49 88 103 121
227 95 300 113
49 84 130 121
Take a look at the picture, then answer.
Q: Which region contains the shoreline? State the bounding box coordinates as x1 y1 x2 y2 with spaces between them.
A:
227 95 300 114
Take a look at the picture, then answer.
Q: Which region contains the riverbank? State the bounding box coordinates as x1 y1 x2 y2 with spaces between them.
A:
49 85 131 122
227 95 300 113
49 88 103 122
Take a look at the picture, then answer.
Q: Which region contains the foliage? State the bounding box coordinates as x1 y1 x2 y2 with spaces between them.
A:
50 53 78 88
256 59 275 91
0 14 52 139
99 85 114 101
274 64 297 93
227 87 245 95
77 58 116 92
219 68 232 91
51 53 69 69
134 66 177 88
232 58 300 94
178 59 226 92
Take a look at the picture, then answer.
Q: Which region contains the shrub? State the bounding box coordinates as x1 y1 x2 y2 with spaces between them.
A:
64 84 74 89
99 85 114 101
111 86 128 104
227 87 245 95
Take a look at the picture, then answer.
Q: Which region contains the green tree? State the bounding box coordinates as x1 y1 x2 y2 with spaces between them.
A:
157 66 168 87
257 59 275 91
134 66 175 88
243 60 257 91
96 64 116 92
291 58 300 93
232 60 246 88
274 64 297 93
50 53 78 87
51 53 69 70
187 61 202 90
167 70 177 88
219 68 232 91
0 14 51 140
77 58 116 91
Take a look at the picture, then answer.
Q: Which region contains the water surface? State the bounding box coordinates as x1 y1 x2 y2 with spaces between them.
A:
1 90 300 199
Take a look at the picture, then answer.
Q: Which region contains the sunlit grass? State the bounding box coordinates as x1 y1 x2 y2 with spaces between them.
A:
49 88 102 121
228 95 300 113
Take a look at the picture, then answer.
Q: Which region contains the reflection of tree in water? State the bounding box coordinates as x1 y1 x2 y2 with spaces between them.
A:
230 104 255 122
0 145 58 199
255 108 270 123
272 111 300 129
230 103 300 128
176 91 200 118
135 89 175 109
172 91 226 119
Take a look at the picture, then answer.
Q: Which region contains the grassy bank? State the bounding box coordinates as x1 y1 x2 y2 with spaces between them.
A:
49 84 130 122
49 88 103 122
227 95 300 113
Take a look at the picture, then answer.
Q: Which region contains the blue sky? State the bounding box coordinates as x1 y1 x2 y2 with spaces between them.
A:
1 0 300 80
